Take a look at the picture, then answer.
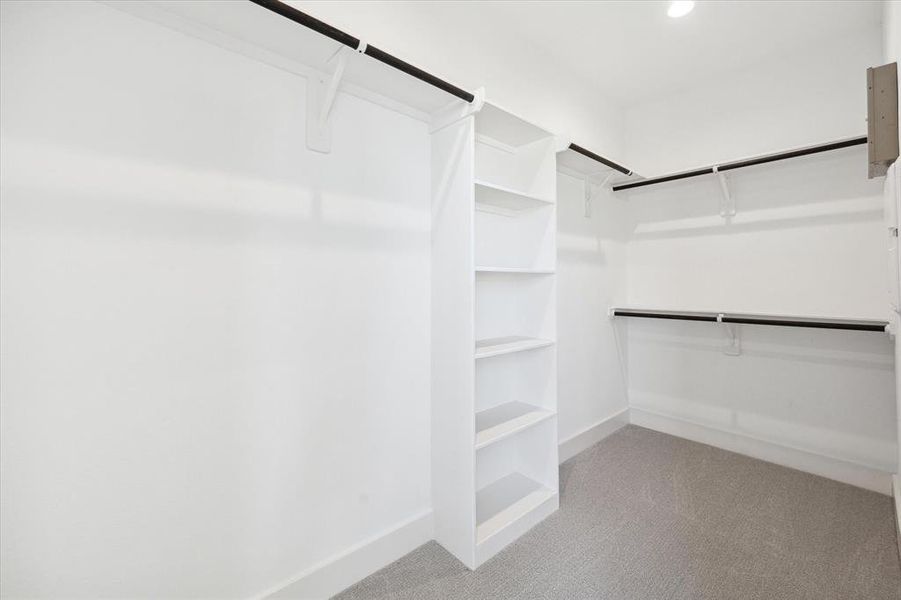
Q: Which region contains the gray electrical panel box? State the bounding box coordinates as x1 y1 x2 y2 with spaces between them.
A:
868 62 899 178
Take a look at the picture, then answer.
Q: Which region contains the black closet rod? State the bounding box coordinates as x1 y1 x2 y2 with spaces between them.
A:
611 308 888 332
568 143 633 176
248 0 476 103
612 135 868 192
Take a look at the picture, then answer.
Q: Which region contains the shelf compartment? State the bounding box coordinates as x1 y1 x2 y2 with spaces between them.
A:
475 135 556 203
476 347 555 415
475 336 554 359
476 472 556 545
475 275 555 343
475 205 555 271
475 402 555 449
474 103 552 149
475 266 555 274
475 180 553 216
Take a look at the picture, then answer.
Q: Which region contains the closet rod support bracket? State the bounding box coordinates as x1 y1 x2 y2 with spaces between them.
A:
584 173 616 218
717 313 742 356
307 45 355 153
713 166 735 218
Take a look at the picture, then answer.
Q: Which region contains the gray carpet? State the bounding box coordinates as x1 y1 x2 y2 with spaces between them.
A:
333 425 901 600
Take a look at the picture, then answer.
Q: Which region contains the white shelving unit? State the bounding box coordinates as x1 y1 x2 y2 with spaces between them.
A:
431 101 558 569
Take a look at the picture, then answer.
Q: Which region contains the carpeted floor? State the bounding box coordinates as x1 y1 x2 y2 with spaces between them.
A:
333 425 901 600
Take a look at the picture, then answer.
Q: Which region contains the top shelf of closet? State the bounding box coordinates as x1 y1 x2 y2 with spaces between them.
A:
118 1 464 116
556 146 635 180
475 103 553 148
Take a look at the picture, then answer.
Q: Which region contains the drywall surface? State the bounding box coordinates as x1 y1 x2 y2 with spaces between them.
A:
886 2 901 92
291 0 627 166
624 27 882 177
628 316 896 476
615 22 897 484
882 0 901 480
0 2 430 598
621 139 897 484
555 174 630 445
625 147 886 318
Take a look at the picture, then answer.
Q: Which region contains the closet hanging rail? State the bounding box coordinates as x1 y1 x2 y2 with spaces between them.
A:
568 143 633 176
247 0 476 103
612 135 868 191
610 308 888 332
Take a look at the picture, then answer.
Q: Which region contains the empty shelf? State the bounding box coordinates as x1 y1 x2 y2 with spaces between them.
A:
476 473 555 544
475 103 552 148
475 266 555 274
474 336 554 359
112 1 460 116
475 180 553 215
475 402 555 449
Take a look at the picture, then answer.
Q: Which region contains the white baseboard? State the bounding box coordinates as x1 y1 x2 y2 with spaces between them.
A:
256 510 433 600
894 475 901 561
629 406 894 495
558 407 630 463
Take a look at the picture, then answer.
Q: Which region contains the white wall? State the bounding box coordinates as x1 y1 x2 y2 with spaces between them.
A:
620 23 897 491
623 154 898 489
624 27 882 176
626 147 887 318
622 147 897 485
291 1 627 164
628 317 896 488
0 2 431 598
886 2 901 83
883 0 901 487
555 173 630 454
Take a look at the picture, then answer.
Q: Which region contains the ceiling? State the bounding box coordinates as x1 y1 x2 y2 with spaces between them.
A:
293 0 883 106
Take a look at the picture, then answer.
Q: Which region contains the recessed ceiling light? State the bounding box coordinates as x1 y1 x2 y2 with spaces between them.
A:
668 1 695 18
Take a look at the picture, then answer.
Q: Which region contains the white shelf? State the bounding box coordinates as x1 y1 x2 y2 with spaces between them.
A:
475 180 553 215
112 1 460 117
556 145 634 181
474 336 554 359
476 472 556 545
475 266 555 274
475 103 552 148
475 402 554 449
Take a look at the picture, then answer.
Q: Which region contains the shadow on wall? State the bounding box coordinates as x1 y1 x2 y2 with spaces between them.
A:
0 137 430 251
